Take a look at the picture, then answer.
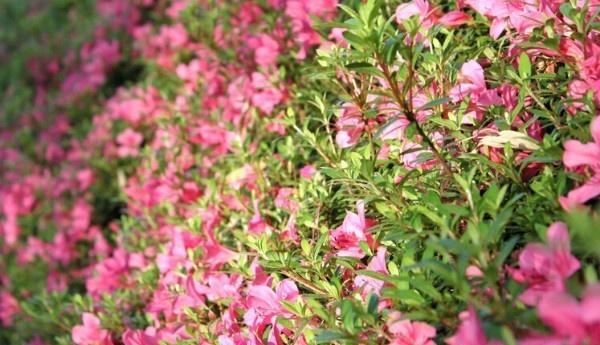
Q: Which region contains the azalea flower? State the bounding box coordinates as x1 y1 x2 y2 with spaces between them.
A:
0 291 19 326
244 279 300 343
72 313 113 345
521 284 600 345
330 200 375 258
450 60 502 123
465 0 546 39
335 103 365 148
299 165 316 179
446 307 503 345
122 328 159 345
354 247 389 298
387 311 437 345
508 222 580 305
396 0 471 43
116 128 143 157
561 116 600 209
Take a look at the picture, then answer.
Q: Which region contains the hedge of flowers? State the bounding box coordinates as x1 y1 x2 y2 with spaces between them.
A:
1 0 600 344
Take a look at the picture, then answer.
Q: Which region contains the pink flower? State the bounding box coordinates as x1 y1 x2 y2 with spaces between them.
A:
449 60 502 123
465 0 545 39
254 34 280 68
299 165 316 179
77 168 95 190
116 128 143 157
122 328 159 345
251 72 283 114
244 279 299 341
188 273 243 302
72 313 113 345
248 199 271 234
446 307 502 345
379 115 410 141
387 312 436 345
438 11 472 27
354 247 389 298
274 188 299 213
330 200 375 258
0 291 20 326
335 103 364 148
396 0 434 27
561 116 600 209
450 60 494 103
176 59 202 93
521 284 600 345
266 121 286 135
508 222 580 306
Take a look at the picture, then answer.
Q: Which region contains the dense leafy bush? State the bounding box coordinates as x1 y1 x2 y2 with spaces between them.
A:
1 0 600 344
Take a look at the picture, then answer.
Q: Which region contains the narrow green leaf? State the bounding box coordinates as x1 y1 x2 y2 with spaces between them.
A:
518 53 532 79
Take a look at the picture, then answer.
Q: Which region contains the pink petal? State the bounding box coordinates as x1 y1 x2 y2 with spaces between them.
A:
82 313 101 327
439 11 472 27
546 222 570 252
582 284 600 323
538 292 585 339
367 247 389 274
560 178 600 210
396 2 422 22
461 60 485 89
563 140 600 169
247 285 280 312
275 279 299 301
490 18 506 39
591 117 600 145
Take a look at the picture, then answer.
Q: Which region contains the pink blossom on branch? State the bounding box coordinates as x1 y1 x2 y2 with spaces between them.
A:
330 200 376 258
354 246 389 298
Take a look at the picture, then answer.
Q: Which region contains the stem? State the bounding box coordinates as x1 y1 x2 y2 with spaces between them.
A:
281 269 329 296
376 53 452 176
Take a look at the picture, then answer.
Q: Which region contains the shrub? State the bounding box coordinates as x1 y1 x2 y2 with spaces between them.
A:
1 0 600 344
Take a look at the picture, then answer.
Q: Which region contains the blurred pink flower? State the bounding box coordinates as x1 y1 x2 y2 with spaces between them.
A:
0 291 20 326
388 311 436 345
299 165 316 179
446 307 502 345
561 116 600 209
116 128 143 157
72 313 113 345
508 222 580 305
521 284 600 345
122 328 159 345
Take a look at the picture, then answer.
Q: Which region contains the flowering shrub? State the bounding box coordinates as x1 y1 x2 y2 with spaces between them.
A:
1 0 600 344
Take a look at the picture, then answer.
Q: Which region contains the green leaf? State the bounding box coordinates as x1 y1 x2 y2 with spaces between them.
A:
518 52 532 79
416 97 451 111
343 31 369 49
410 277 442 301
367 293 379 315
315 330 349 343
345 62 384 77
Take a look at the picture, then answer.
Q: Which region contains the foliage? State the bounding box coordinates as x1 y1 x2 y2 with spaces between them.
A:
1 0 600 344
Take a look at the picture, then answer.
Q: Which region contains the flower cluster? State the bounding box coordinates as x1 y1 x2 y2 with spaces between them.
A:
1 0 600 345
